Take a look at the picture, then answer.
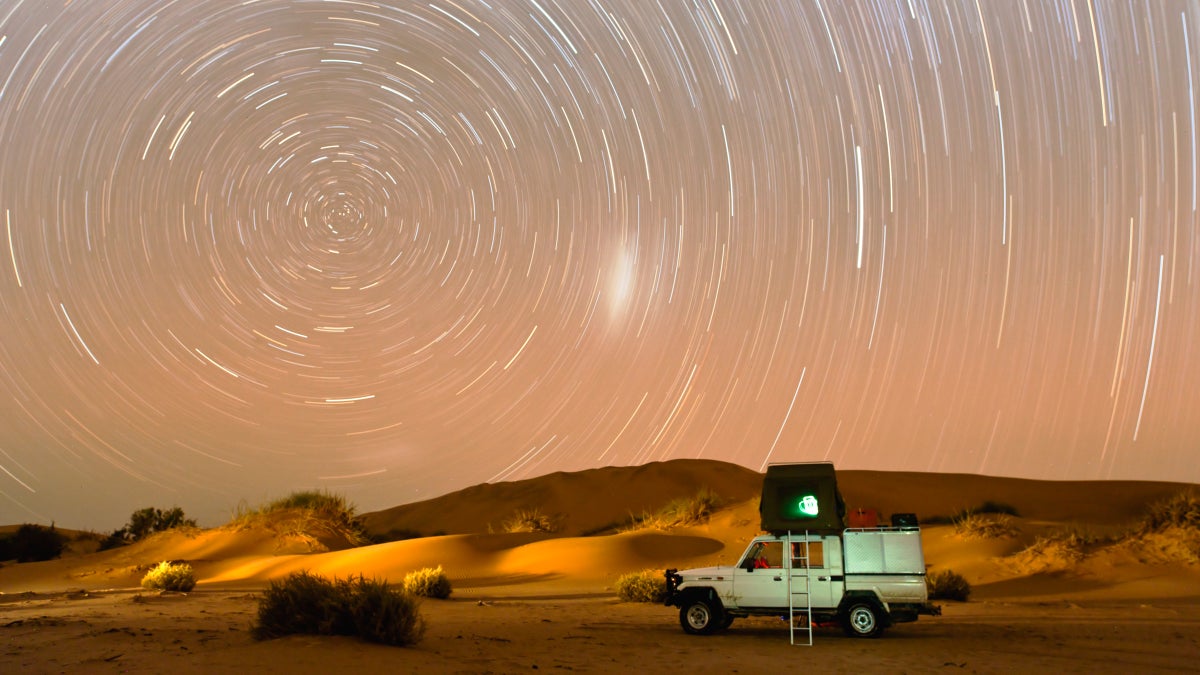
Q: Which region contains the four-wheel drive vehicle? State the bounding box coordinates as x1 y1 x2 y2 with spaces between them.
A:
665 528 936 637
663 462 939 637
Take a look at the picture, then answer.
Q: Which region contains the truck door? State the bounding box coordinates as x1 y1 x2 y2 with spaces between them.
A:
788 535 843 609
734 540 788 609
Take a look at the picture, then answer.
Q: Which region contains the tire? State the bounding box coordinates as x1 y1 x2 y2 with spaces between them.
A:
841 602 884 638
679 596 723 635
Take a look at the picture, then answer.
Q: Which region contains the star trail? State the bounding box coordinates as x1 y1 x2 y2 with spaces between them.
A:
1 1 1197 529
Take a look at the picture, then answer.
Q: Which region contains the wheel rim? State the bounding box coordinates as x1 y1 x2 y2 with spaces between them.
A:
850 606 876 633
686 603 711 629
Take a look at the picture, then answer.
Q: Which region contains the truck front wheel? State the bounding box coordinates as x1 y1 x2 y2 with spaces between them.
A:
841 602 884 638
679 597 723 635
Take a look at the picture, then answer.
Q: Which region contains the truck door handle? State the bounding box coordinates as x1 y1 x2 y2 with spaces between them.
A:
818 576 830 581
773 576 782 581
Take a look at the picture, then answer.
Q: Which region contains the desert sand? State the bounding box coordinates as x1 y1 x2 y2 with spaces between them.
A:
3 459 1200 673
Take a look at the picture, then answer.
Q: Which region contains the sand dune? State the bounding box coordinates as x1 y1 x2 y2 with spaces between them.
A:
359 458 764 538
3 460 1199 672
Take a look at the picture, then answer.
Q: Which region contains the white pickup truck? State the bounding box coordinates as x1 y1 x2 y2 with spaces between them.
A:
664 527 938 637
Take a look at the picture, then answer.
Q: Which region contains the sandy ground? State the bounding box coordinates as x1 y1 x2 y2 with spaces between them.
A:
4 585 1200 674
3 461 1199 673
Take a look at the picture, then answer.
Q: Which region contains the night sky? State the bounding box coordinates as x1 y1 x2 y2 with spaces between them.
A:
2 1 1198 529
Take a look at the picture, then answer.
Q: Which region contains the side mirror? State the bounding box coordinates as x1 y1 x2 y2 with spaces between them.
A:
741 560 756 572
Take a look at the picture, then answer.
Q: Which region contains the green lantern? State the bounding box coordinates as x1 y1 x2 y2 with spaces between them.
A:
782 492 820 519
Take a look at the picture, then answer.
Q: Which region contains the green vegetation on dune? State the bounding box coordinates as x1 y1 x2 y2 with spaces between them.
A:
0 523 67 562
102 507 198 549
230 490 369 548
619 488 722 533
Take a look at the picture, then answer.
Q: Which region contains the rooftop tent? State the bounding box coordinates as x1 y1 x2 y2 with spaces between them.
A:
760 462 846 533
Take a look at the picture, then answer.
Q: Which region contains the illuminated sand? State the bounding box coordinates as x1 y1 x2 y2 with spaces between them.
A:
3 461 1200 672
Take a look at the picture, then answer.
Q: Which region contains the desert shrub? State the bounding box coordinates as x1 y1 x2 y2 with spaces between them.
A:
657 488 721 527
111 506 198 544
622 489 723 532
98 530 129 551
1137 491 1200 533
1 524 67 562
615 569 668 603
254 571 424 646
232 491 369 547
926 569 971 601
953 511 1019 539
141 561 197 592
502 508 556 533
234 490 359 524
403 566 452 599
346 577 426 646
254 571 349 638
1011 529 1093 572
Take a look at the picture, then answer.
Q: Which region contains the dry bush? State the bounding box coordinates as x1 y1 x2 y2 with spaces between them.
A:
1137 491 1200 533
502 508 557 533
346 577 426 646
230 491 369 547
254 571 424 646
1119 491 1200 564
657 488 721 527
953 511 1019 539
622 489 722 532
0 524 67 562
926 569 971 601
403 566 452 599
141 561 197 592
1010 529 1091 573
615 569 668 603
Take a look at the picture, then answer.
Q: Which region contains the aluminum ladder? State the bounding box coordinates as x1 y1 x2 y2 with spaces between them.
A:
787 531 814 646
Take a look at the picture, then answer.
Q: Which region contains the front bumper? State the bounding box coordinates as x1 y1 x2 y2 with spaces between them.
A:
663 569 683 606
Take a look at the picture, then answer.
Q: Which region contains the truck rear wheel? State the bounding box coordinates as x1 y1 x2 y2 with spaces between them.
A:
841 602 884 638
679 597 723 635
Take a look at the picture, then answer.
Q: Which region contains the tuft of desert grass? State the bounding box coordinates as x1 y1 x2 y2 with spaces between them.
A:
1009 528 1094 573
952 510 1019 540
615 569 668 603
501 508 557 533
1136 491 1200 534
403 566 452 599
230 490 369 547
1118 491 1200 564
926 569 971 601
254 571 424 646
141 561 197 592
621 489 722 532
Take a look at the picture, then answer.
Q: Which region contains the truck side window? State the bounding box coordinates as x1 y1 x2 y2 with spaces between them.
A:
752 541 783 568
791 541 824 568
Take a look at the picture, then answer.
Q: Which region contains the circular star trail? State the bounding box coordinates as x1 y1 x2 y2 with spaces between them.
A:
1 1 1198 528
